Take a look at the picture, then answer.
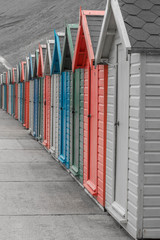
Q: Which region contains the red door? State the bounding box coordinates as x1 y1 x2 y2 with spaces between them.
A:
43 76 51 149
88 68 98 192
84 63 98 195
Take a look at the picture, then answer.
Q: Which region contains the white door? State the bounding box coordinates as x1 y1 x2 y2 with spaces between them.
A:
112 43 129 219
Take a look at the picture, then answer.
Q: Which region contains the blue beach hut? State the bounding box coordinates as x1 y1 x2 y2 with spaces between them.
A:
51 30 70 169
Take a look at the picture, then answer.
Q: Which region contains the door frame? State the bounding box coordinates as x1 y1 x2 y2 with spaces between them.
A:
85 64 98 195
71 70 80 176
109 41 130 222
59 72 66 163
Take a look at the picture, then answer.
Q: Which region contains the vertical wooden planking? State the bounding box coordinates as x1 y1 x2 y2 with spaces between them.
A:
83 61 89 186
55 74 59 159
79 69 84 183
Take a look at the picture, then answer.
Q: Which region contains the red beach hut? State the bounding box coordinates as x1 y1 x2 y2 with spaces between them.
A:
72 9 107 207
43 40 54 149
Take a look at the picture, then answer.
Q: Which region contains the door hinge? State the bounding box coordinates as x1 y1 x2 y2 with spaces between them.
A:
114 121 119 126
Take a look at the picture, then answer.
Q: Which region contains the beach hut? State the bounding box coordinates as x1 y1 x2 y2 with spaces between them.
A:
72 9 107 207
33 49 39 138
51 31 70 167
21 61 26 124
23 57 30 129
6 71 9 113
0 74 2 109
43 40 54 149
3 72 7 112
8 69 12 115
17 63 21 122
50 38 59 158
13 68 18 119
95 1 160 239
61 24 84 181
37 44 47 142
1 73 4 110
12 68 16 117
29 53 35 135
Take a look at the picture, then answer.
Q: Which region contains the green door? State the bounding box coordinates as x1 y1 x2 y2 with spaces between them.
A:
71 69 80 175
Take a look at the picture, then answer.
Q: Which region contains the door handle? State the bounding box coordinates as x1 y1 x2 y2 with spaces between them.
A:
60 107 63 110
44 100 46 105
114 121 119 126
87 114 91 118
72 109 75 114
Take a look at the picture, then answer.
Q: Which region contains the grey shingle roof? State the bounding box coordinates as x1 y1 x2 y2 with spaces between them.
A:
118 0 160 50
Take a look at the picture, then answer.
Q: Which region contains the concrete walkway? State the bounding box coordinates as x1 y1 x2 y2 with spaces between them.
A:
0 109 132 240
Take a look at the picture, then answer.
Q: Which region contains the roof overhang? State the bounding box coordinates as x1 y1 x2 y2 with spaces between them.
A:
95 0 131 66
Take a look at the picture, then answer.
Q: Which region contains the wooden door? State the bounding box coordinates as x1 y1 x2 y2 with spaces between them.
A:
87 68 98 194
33 79 39 137
71 70 80 175
113 43 129 218
29 81 34 134
50 75 54 150
43 77 47 143
59 72 66 162
52 75 57 151
38 78 43 141
43 76 51 149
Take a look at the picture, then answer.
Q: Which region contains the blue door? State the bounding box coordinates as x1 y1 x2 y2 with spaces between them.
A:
59 72 70 168
20 83 23 122
33 79 39 138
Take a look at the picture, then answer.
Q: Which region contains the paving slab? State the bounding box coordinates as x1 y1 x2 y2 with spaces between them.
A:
0 182 101 215
0 215 131 240
0 163 73 181
0 150 54 163
0 130 32 138
0 139 43 150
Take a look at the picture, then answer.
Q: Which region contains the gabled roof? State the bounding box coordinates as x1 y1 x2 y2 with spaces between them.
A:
72 9 104 71
51 31 65 74
17 64 20 83
61 24 78 72
3 72 7 84
96 0 160 65
0 74 3 84
29 54 35 79
25 57 30 81
8 69 12 84
21 61 26 82
33 49 39 78
44 40 55 76
37 44 47 77
12 68 17 84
